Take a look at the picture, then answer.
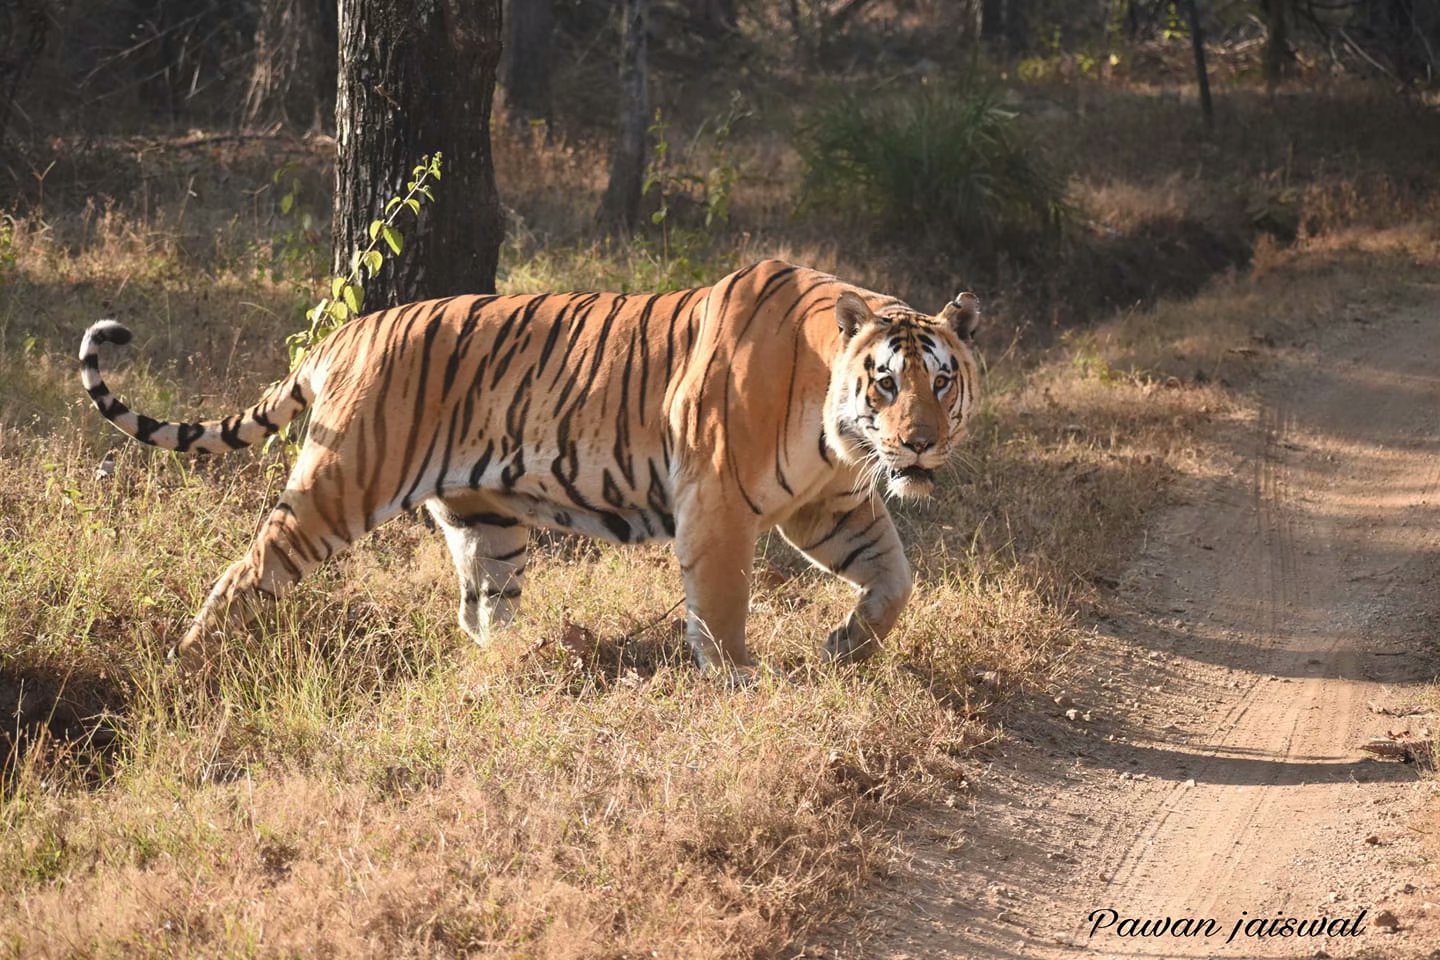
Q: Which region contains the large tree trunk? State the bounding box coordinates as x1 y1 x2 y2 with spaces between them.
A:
243 0 337 132
505 0 553 124
333 0 505 303
596 0 649 232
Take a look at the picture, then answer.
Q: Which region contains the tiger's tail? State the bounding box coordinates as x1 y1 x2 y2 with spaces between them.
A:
78 319 314 454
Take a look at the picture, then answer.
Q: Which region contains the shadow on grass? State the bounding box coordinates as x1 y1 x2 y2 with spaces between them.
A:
0 662 129 790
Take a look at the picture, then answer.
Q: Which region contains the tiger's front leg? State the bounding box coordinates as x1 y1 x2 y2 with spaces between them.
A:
779 488 913 663
672 489 760 675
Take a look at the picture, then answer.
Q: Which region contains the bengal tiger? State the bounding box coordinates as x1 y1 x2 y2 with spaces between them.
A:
78 259 981 674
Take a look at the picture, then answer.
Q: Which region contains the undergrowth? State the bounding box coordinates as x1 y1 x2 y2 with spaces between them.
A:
0 74 1437 958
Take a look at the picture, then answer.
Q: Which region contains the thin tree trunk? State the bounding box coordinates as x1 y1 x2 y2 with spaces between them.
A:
333 0 505 303
1263 0 1289 91
505 0 553 124
1183 0 1214 130
243 0 337 132
687 0 736 33
0 0 47 148
596 0 649 232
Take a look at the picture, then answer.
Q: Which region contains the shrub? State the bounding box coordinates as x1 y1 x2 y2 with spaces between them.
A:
799 84 1070 261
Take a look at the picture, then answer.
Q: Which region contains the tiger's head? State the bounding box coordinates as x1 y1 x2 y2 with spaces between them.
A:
824 290 981 499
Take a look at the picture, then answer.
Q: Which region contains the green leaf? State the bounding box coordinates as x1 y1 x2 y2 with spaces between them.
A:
341 283 361 314
405 197 421 215
326 300 350 322
385 197 402 215
417 185 435 201
369 219 384 241
363 249 383 277
280 193 295 215
330 276 345 299
381 224 403 255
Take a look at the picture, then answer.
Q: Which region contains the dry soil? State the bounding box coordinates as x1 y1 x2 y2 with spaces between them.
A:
837 295 1440 960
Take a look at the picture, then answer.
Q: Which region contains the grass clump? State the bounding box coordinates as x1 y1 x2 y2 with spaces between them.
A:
799 85 1070 261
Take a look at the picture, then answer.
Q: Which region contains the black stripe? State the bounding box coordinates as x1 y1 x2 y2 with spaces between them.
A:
219 416 247 449
833 537 885 575
135 415 164 443
460 511 518 527
175 422 205 452
468 441 495 488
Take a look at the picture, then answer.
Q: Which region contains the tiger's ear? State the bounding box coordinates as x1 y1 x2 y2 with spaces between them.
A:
938 292 980 342
835 291 876 340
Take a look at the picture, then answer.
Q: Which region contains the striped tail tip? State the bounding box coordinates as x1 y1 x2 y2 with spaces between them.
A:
79 319 133 361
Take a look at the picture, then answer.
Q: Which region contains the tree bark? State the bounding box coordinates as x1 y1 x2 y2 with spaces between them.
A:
505 0 553 124
243 0 337 132
596 0 649 232
333 0 505 303
1183 0 1213 131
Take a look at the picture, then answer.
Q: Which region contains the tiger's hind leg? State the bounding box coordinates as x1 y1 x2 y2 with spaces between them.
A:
778 488 913 664
427 502 529 645
174 449 377 672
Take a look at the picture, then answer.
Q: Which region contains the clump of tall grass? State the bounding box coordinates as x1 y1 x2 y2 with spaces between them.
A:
799 85 1070 261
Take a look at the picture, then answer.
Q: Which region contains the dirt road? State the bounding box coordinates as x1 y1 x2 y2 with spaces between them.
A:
848 300 1440 959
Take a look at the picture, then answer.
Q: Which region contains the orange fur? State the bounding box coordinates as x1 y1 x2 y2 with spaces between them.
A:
78 260 981 673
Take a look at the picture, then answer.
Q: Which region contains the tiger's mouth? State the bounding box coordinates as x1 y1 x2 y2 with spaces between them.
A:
886 464 936 499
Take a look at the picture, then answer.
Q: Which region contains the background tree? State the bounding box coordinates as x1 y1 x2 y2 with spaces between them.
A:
1262 0 1290 89
1182 0 1214 130
0 0 48 148
981 0 1028 56
242 0 337 132
596 0 649 231
687 0 737 34
504 0 553 125
333 0 505 302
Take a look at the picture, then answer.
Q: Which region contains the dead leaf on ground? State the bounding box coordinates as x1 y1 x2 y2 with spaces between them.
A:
560 620 598 659
1360 731 1434 765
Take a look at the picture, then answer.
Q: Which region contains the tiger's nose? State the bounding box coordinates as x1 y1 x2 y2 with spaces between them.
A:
901 432 935 454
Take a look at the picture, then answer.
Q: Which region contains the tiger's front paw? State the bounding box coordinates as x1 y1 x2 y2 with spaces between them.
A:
169 632 216 678
821 618 880 664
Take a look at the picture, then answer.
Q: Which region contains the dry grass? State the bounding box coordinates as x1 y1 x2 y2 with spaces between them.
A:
2 78 1437 958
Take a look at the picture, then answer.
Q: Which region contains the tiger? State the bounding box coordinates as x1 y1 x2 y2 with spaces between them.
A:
78 259 981 674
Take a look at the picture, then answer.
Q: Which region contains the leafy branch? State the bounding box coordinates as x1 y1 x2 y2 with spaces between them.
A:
284 152 443 370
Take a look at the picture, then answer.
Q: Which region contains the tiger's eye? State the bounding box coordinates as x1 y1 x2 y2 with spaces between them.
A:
934 374 951 393
876 376 895 392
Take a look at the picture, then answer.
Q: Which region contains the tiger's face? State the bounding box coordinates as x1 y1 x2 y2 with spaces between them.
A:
825 290 981 499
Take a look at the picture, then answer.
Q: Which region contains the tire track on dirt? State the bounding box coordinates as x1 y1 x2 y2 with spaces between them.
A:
846 303 1440 960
